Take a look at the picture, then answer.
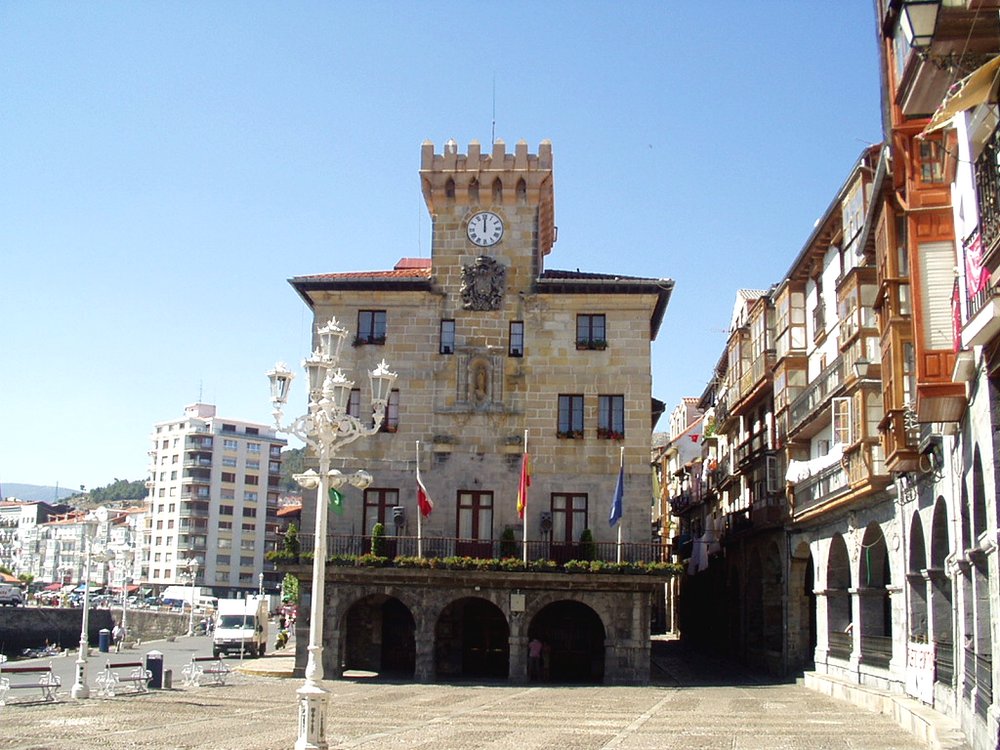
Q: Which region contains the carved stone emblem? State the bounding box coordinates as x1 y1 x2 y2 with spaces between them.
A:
461 256 506 311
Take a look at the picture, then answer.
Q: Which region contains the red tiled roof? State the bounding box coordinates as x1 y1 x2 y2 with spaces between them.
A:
294 267 431 282
293 257 431 283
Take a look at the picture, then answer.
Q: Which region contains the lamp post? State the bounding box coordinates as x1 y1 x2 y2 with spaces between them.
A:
71 507 111 699
267 316 396 750
181 557 200 636
118 546 135 643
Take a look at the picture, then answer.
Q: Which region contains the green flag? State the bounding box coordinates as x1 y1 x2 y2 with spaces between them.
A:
328 486 344 515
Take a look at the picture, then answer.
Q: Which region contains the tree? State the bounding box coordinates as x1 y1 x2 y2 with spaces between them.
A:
281 573 299 603
283 523 301 557
281 447 307 491
371 522 386 556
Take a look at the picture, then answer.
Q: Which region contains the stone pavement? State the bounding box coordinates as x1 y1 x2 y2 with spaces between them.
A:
0 643 953 750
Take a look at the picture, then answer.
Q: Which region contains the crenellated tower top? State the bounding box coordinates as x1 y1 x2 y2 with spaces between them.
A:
420 138 556 257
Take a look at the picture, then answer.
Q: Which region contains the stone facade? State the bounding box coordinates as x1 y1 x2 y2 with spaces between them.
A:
284 139 674 685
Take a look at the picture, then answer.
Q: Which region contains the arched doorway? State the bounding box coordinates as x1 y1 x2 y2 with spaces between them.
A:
435 597 509 680
858 523 892 668
827 533 852 660
342 594 415 677
929 497 954 684
528 600 606 684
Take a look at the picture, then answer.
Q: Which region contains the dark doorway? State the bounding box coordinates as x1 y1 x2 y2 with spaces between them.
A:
529 600 605 684
435 597 509 680
342 594 415 678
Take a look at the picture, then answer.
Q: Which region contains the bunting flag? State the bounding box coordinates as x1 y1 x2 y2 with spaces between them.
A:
328 486 344 515
517 452 531 519
608 463 624 527
416 460 434 518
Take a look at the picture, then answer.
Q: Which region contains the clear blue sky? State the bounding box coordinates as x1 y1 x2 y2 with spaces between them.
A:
0 2 883 491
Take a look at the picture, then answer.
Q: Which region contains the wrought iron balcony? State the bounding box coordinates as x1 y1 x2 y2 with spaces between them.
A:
975 123 1000 261
792 462 849 518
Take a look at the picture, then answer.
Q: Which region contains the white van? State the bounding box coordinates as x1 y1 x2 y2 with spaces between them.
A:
213 596 268 658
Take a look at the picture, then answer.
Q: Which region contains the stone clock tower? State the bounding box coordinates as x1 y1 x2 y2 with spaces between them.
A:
420 138 555 306
418 139 556 416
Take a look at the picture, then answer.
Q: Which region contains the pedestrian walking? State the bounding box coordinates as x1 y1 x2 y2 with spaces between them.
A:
112 622 125 652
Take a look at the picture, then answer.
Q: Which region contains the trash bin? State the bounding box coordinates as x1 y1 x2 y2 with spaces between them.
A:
98 628 110 653
145 650 164 688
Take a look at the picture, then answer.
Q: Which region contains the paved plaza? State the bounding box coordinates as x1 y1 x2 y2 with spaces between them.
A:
0 641 946 750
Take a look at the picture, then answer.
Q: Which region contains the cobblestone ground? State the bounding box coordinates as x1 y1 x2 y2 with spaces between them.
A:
1 671 929 750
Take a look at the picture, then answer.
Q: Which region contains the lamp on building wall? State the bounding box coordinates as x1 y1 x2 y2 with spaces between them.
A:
853 358 874 380
266 315 395 750
900 0 940 49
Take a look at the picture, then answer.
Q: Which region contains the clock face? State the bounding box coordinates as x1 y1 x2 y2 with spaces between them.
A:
467 211 504 247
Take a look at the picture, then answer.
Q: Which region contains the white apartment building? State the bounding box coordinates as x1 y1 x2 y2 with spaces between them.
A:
0 500 70 580
144 403 285 599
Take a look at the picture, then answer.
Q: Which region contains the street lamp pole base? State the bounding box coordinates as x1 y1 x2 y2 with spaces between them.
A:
294 681 329 750
70 656 90 699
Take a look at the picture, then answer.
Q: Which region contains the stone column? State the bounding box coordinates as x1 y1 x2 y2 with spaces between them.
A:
413 617 435 683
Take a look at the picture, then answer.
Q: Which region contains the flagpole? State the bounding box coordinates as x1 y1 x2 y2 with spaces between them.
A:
521 429 528 566
416 440 423 559
616 446 624 564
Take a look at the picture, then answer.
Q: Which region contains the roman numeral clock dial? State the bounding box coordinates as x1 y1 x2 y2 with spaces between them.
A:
466 211 504 247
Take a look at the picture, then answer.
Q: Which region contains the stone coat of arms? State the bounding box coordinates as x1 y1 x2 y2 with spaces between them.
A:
461 256 506 310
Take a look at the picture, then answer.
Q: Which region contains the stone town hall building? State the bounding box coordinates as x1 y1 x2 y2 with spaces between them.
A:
283 139 673 684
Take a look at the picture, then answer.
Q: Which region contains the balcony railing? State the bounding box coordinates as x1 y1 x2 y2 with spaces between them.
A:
788 356 843 434
734 432 769 466
828 631 852 659
935 639 954 684
860 634 892 668
974 123 1000 256
737 351 774 402
792 462 849 517
290 534 671 565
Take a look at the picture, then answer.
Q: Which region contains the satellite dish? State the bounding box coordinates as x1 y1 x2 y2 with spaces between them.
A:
94 506 109 524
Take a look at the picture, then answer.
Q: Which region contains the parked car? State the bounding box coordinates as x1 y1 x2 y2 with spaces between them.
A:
0 583 25 606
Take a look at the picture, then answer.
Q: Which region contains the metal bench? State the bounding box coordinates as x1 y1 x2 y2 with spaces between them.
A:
181 655 231 687
95 660 152 697
0 663 61 704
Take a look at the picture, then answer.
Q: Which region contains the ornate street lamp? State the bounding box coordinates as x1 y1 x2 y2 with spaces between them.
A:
267 316 395 750
71 507 113 699
180 557 201 636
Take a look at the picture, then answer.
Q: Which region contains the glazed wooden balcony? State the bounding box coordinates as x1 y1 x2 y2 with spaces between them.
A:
787 356 844 436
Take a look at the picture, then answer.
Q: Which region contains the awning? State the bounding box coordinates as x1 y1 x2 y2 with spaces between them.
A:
925 55 1000 133
43 582 62 592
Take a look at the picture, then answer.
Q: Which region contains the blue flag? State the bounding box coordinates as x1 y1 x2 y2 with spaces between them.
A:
608 465 624 527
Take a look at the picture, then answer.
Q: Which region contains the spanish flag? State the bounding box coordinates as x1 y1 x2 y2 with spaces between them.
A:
517 452 531 519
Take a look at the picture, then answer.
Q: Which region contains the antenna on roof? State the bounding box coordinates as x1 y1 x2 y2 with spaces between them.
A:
491 74 496 144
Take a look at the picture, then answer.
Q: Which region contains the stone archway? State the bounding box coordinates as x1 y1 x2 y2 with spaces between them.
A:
827 533 852 660
342 594 416 677
435 597 509 680
929 497 954 684
789 541 816 671
907 513 928 642
858 523 891 668
528 600 606 684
